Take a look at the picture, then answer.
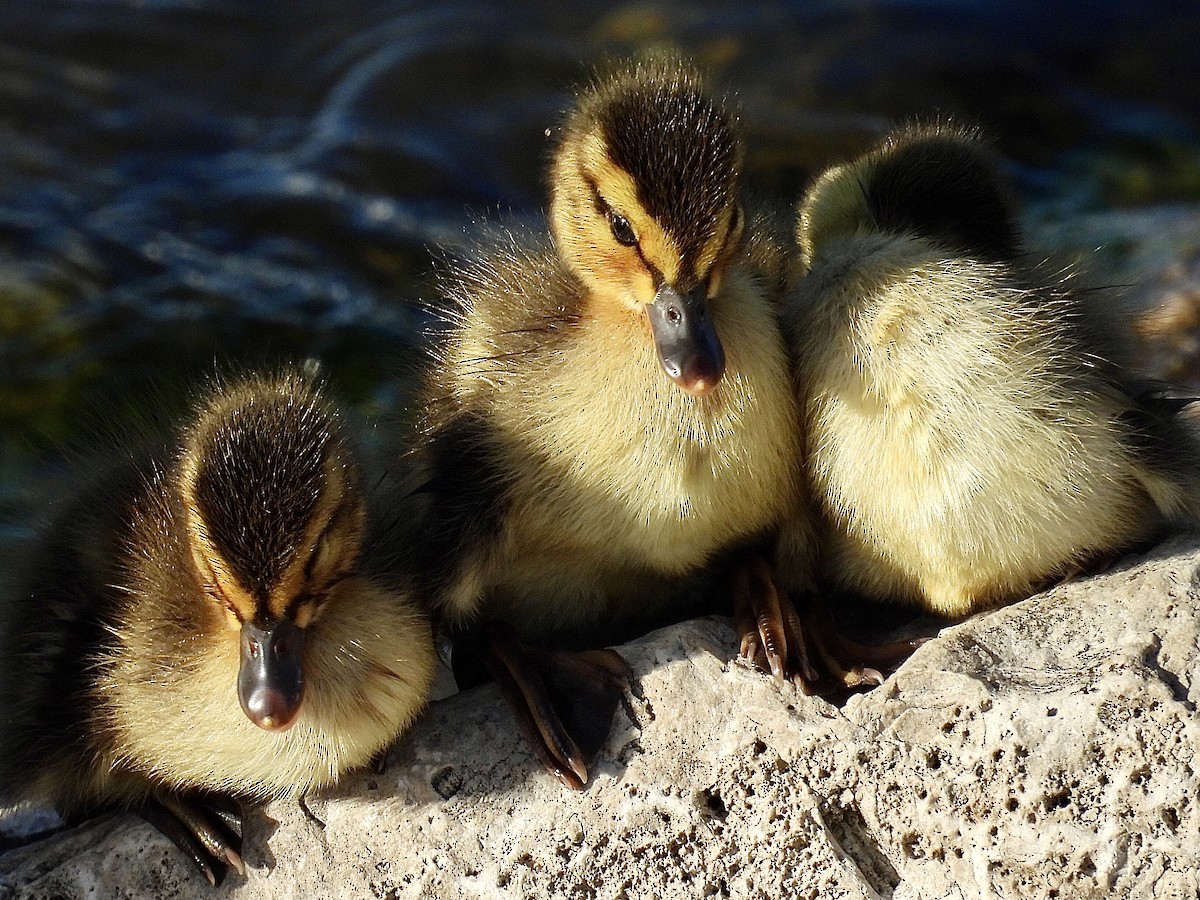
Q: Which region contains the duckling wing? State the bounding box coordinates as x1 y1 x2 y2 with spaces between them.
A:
407 410 512 622
0 461 143 806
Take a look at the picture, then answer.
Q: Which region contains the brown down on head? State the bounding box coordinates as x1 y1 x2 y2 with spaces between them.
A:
548 56 746 396
177 374 367 731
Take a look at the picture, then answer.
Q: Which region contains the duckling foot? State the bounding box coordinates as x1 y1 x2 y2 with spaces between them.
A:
801 615 926 698
733 556 820 689
734 557 925 698
138 792 244 886
462 621 631 791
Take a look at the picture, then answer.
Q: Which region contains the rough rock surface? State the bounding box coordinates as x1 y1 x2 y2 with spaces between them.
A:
1028 204 1200 388
3 535 1199 899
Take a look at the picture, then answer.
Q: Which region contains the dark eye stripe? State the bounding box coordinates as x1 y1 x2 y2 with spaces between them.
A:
285 590 327 621
635 244 663 285
584 170 683 285
192 544 247 621
207 582 243 621
694 205 742 292
302 490 354 584
582 172 640 247
583 172 607 215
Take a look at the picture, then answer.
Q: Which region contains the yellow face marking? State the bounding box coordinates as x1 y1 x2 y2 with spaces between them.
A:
552 129 690 315
293 599 321 629
700 203 742 297
180 451 257 627
265 455 364 622
578 133 682 287
265 462 341 620
693 211 727 282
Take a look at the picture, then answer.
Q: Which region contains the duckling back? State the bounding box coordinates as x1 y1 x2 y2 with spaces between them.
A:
786 124 1200 616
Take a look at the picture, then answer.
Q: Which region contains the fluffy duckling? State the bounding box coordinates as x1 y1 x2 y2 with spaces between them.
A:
0 372 436 884
784 123 1200 625
410 57 811 787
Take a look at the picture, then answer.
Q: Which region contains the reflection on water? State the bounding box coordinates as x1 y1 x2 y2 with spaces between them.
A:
2 0 1199 542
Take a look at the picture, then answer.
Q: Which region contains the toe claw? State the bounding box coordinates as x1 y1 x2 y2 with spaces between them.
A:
732 555 927 699
224 845 246 877
843 666 885 689
470 622 627 791
139 792 243 885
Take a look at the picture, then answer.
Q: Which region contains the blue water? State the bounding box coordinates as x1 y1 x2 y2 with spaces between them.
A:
1 0 1198 540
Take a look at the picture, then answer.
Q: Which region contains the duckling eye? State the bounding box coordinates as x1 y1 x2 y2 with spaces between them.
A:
608 212 638 247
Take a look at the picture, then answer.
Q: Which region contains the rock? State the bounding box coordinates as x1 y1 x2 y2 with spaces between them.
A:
0 807 59 855
1027 204 1200 388
3 536 1200 899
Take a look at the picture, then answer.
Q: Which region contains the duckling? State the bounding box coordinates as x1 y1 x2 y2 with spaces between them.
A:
783 123 1200 627
409 56 812 787
0 372 436 884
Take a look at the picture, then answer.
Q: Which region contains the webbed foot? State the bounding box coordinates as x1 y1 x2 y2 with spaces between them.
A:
457 621 631 790
734 556 927 698
138 791 244 886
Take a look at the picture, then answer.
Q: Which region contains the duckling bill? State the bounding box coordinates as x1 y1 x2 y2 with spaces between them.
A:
784 123 1200 647
0 372 436 884
645 281 726 394
411 56 810 786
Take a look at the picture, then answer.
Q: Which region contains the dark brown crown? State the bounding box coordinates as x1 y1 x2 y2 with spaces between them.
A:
189 375 340 601
864 123 1021 261
575 57 742 278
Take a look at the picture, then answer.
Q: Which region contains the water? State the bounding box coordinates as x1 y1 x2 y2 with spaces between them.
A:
2 0 1199 543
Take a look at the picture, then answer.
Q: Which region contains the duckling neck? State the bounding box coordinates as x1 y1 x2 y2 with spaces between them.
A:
488 263 801 622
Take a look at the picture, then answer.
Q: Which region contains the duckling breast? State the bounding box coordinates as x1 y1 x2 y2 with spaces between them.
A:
493 265 801 587
98 553 434 798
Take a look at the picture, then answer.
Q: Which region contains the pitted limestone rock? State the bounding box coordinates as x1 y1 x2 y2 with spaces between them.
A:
2 537 1200 899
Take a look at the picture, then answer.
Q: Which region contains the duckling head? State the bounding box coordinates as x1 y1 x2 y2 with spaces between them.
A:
550 57 744 396
796 122 1020 273
178 374 366 733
